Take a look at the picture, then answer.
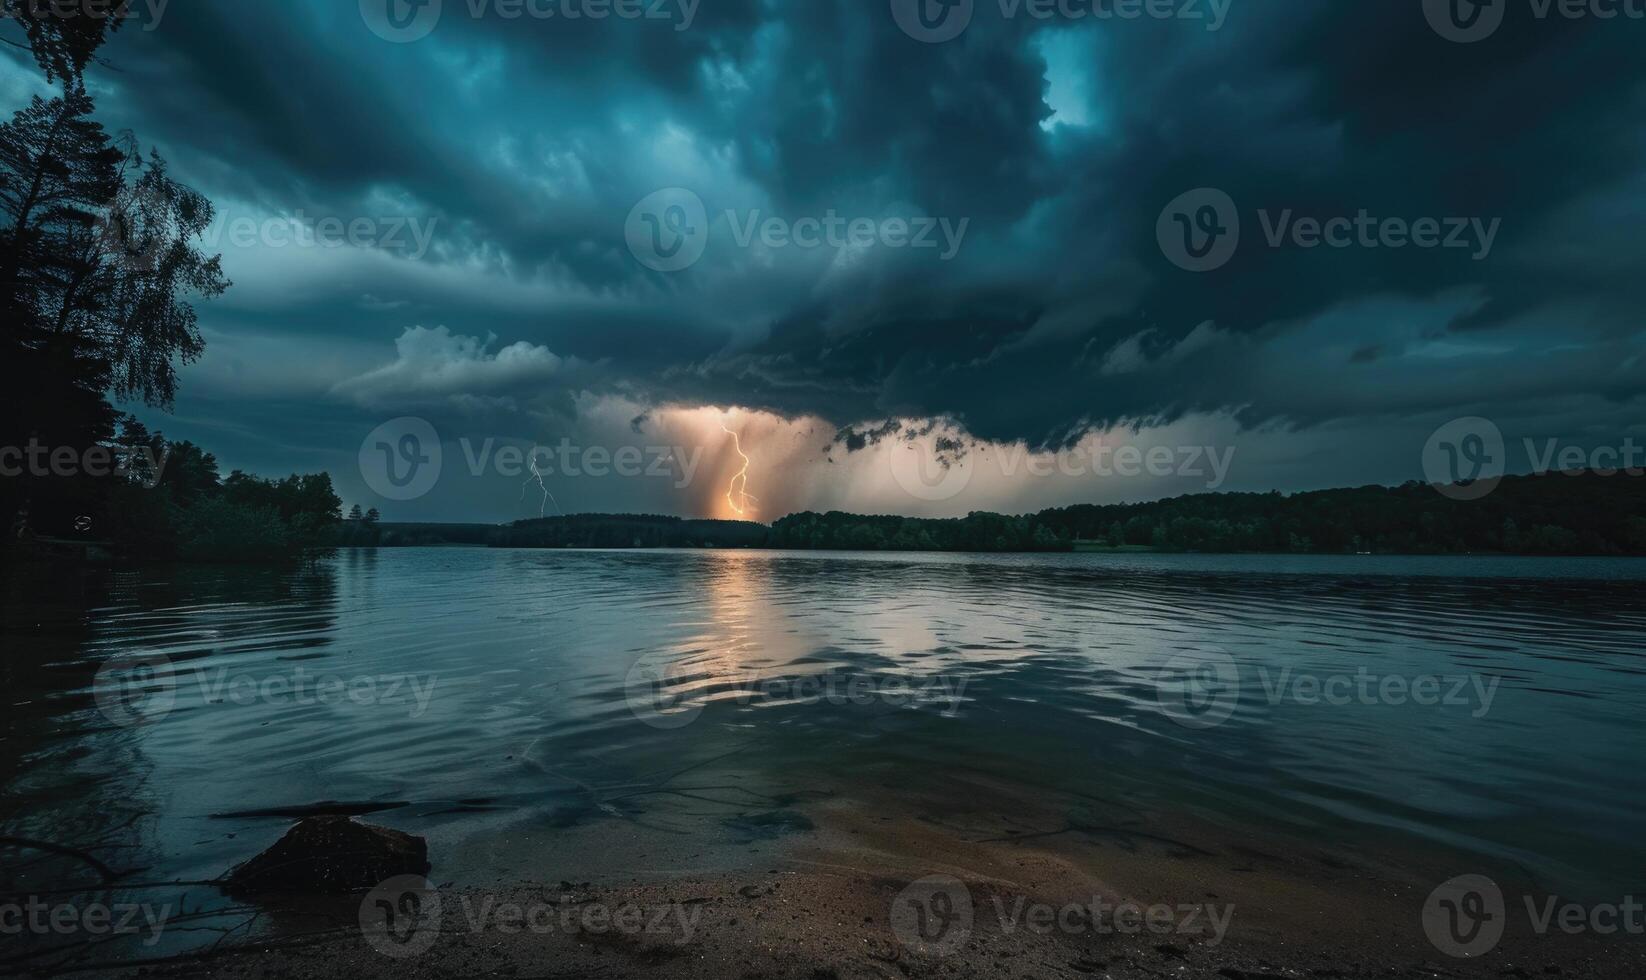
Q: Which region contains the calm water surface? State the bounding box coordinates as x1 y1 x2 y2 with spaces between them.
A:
4 548 1645 913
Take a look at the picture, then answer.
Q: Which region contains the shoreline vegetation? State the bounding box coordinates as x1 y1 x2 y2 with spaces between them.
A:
5 430 367 565
396 469 1646 558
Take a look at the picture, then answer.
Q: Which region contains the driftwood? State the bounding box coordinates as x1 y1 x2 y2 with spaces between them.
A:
210 801 410 820
0 836 131 883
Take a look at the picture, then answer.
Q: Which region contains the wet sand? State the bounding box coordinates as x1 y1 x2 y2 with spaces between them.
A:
57 785 1646 980
66 874 1642 980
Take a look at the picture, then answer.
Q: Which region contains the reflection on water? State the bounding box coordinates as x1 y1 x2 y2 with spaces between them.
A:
4 548 1645 958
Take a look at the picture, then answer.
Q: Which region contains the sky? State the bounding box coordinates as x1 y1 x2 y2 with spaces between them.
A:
4 0 1643 522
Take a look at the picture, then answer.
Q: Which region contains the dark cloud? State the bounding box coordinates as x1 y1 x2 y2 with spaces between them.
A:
13 0 1638 505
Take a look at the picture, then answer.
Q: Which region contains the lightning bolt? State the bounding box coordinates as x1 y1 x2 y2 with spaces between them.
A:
720 420 758 517
521 451 561 518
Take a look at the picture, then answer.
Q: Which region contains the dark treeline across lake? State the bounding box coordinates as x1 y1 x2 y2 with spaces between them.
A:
387 471 1646 556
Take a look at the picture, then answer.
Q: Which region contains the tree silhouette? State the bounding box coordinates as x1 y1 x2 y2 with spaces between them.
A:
0 2 349 563
0 0 124 87
1 94 228 538
2 102 228 408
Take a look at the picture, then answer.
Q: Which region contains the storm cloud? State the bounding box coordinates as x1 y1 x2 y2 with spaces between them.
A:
7 0 1641 517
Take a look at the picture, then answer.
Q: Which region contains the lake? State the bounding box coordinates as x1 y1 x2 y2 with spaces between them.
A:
4 548 1645 963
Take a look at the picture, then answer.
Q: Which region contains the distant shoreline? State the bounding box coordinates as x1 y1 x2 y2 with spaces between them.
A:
362 468 1646 557
354 537 1646 559
11 469 1639 566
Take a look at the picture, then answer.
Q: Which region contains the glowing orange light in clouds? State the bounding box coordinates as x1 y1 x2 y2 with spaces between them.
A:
720 419 758 517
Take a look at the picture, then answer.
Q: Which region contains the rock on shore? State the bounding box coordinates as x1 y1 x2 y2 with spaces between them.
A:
225 816 430 895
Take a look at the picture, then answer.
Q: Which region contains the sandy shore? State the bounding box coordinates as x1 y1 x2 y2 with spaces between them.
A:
41 779 1646 979
59 867 1641 980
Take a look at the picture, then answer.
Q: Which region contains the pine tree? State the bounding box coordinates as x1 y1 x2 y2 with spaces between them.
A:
0 0 125 87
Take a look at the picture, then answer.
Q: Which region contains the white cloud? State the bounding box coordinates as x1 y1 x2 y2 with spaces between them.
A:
333 326 567 407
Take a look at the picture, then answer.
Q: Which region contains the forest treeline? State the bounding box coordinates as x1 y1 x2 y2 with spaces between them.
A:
94 423 367 562
487 514 769 550
1 9 345 563
1036 471 1646 555
480 471 1646 555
